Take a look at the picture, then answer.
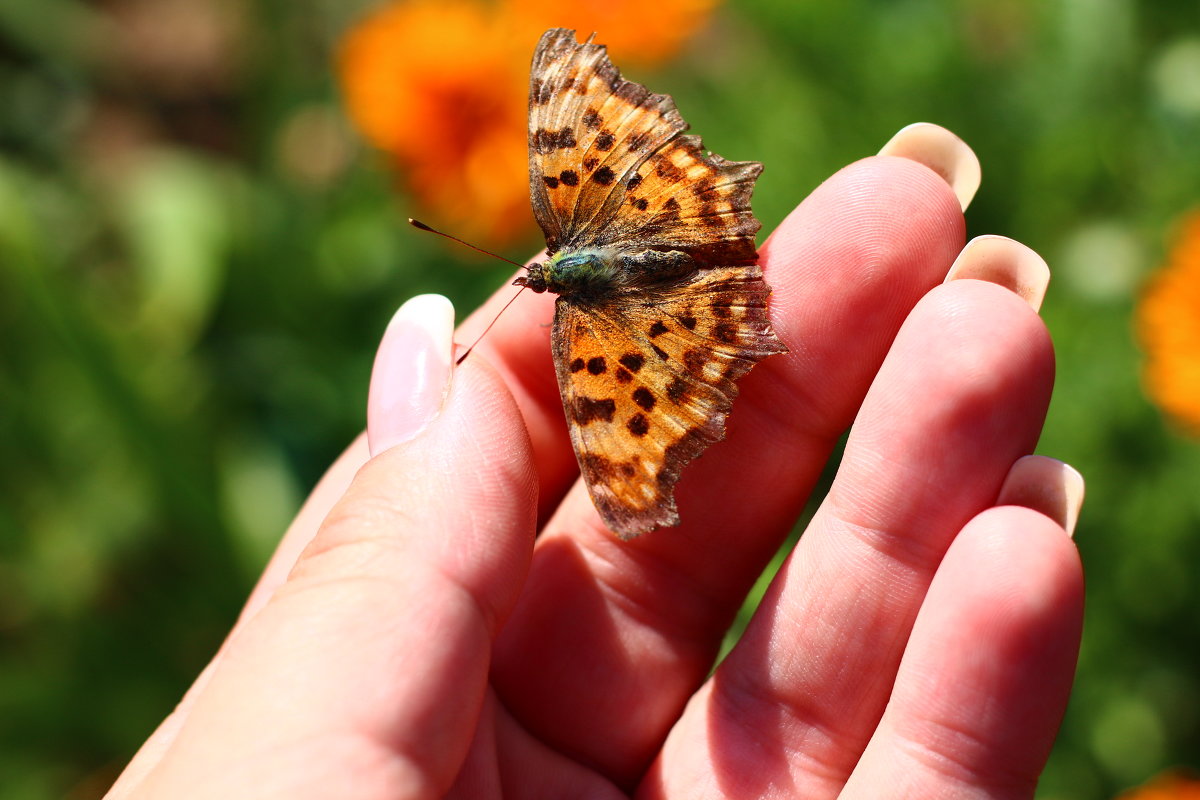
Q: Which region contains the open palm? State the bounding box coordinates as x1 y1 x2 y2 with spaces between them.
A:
108 128 1083 800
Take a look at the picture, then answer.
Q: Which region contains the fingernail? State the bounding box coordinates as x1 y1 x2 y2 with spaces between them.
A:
878 122 981 212
945 235 1051 312
367 294 455 456
997 455 1085 537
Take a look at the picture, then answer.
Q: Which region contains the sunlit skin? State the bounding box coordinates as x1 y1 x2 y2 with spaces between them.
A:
106 154 1083 800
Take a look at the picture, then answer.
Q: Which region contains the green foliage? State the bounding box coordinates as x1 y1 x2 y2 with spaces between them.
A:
2 0 1199 797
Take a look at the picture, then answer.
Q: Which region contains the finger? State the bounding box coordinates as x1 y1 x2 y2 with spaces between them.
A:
650 268 1055 797
239 435 371 618
115 259 566 793
841 505 1083 799
493 132 976 782
454 266 570 522
124 296 537 799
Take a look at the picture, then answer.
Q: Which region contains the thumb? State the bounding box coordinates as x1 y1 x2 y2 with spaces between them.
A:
137 295 538 799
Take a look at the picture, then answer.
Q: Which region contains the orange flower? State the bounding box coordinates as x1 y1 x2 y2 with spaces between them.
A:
1117 771 1200 799
337 0 719 246
508 0 720 66
1138 212 1200 432
338 0 529 244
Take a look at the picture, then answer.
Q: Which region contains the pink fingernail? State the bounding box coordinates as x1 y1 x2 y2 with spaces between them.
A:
997 455 1086 537
945 235 1051 312
367 294 455 455
878 122 982 212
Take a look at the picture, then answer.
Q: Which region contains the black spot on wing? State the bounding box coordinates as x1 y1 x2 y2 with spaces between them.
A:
570 396 616 425
627 413 650 437
619 353 644 372
627 132 650 152
533 126 577 153
713 323 737 344
531 79 553 106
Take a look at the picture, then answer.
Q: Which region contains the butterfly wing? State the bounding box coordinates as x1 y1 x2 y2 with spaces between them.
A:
553 265 785 538
529 28 686 255
528 28 762 267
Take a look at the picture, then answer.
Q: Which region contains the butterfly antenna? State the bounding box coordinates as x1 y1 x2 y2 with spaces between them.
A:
455 286 527 365
406 219 534 366
408 218 527 269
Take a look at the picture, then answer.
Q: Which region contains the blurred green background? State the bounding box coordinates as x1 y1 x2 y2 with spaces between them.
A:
2 0 1199 797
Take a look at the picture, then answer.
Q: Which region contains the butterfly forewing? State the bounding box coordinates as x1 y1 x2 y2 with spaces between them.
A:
595 135 763 266
529 28 686 254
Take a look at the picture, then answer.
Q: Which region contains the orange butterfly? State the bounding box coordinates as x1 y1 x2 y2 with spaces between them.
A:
517 29 786 537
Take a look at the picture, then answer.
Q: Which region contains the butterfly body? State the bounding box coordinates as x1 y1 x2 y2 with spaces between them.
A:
518 250 622 296
525 29 786 538
517 248 695 297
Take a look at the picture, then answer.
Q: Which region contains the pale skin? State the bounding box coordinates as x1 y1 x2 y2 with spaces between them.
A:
107 141 1085 799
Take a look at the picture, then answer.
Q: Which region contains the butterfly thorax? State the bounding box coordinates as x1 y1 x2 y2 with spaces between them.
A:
517 251 620 297
515 248 696 300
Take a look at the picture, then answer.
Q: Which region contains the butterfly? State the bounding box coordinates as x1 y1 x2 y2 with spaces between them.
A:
516 28 786 538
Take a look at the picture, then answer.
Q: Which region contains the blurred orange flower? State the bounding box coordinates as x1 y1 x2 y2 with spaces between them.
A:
1138 212 1200 432
1117 771 1200 799
337 0 719 246
508 0 720 67
338 0 529 245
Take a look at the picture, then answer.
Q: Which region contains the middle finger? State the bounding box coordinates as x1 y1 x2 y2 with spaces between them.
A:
492 148 971 782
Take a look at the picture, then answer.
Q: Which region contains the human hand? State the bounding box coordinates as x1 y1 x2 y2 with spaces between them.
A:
107 123 1084 800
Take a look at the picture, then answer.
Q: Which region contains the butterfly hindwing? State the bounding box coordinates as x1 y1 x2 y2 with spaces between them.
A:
552 265 784 538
